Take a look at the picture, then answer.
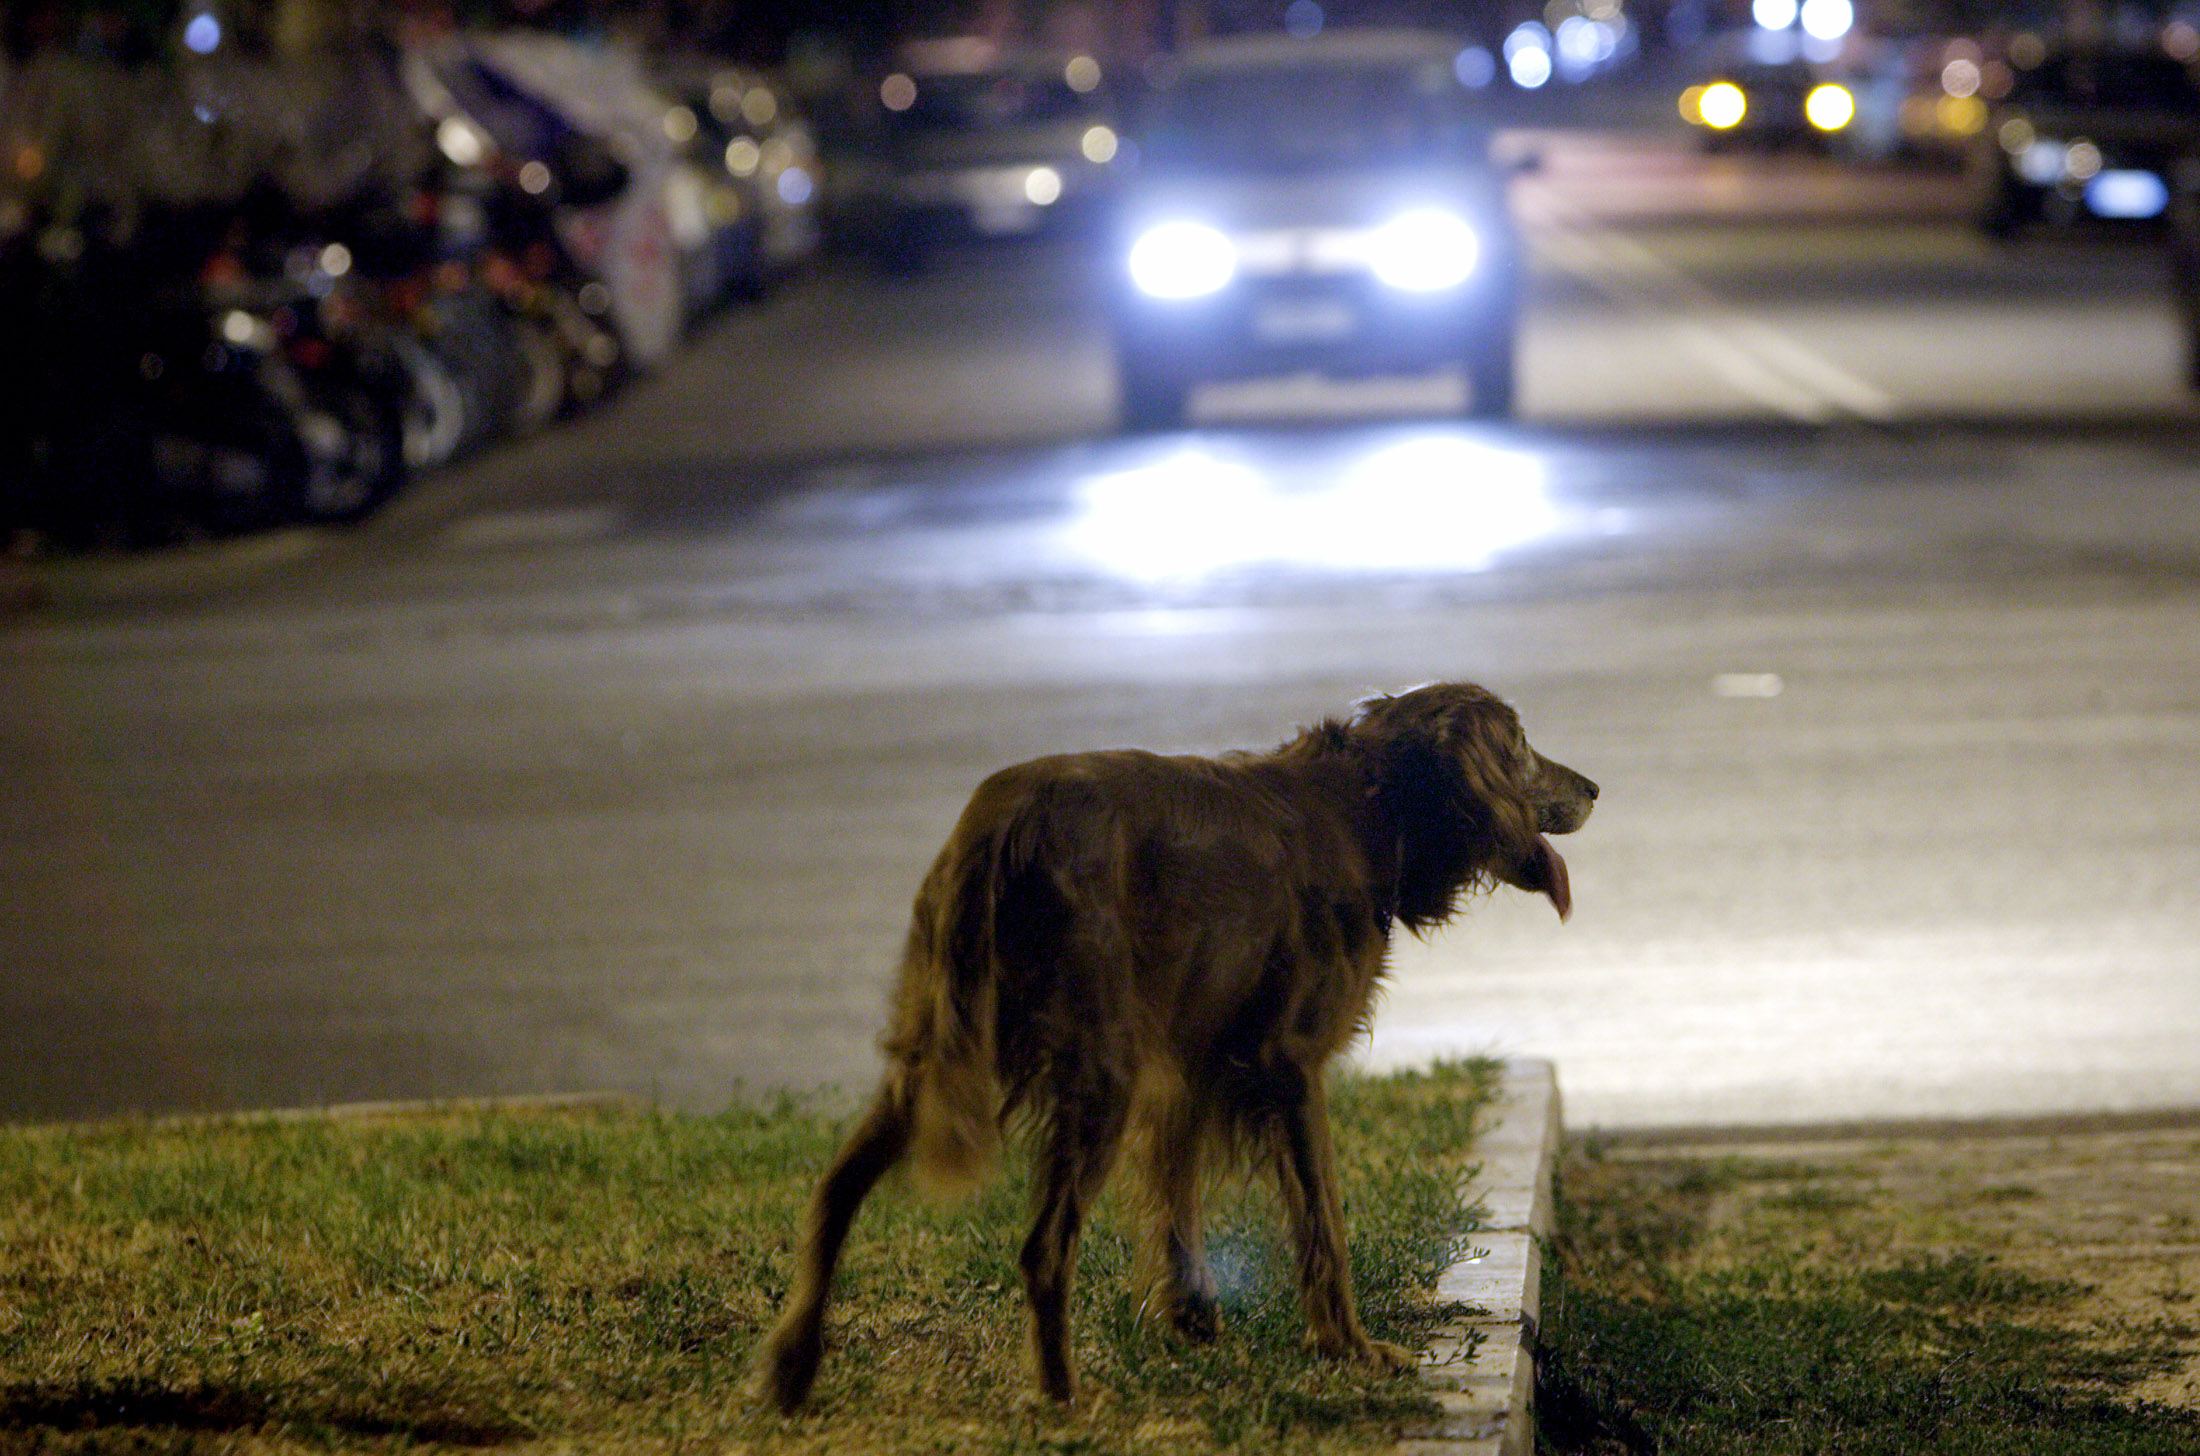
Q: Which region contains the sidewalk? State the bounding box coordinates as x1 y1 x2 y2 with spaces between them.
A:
1584 1108 2200 1416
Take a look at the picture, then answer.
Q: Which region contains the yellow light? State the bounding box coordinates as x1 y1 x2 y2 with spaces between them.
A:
662 105 698 144
1679 84 1707 124
1936 94 1987 137
1699 81 1747 130
879 72 916 112
1024 165 1062 205
1064 55 1102 93
1805 83 1855 131
1080 124 1118 164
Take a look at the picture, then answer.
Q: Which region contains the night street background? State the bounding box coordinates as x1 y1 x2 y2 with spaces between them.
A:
6 136 2198 1129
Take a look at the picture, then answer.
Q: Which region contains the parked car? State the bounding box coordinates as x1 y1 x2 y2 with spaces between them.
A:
1975 46 2200 236
661 64 825 282
1108 29 1525 429
840 37 1123 271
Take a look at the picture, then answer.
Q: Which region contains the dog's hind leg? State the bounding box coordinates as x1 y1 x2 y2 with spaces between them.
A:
750 1077 914 1412
1269 1070 1414 1375
1020 1073 1131 1405
1138 1092 1220 1342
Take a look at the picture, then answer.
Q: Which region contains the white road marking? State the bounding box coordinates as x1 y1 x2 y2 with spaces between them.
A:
1526 193 1899 424
438 506 625 550
1712 672 1786 698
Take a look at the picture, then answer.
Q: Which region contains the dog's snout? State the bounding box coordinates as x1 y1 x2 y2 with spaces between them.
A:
1582 777 1599 801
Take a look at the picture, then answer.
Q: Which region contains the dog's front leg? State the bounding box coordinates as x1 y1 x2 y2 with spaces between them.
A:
1272 1075 1415 1375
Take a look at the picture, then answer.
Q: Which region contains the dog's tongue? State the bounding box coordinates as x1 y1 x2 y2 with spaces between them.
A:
1526 835 1573 921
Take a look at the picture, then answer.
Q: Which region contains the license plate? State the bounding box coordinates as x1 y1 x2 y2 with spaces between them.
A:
1253 298 1355 342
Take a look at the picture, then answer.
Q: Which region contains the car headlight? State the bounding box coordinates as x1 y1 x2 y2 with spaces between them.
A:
1368 208 1480 292
1128 220 1236 300
1698 81 1747 130
1805 83 1854 132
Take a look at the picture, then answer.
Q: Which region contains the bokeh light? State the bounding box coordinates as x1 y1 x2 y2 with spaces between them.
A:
1805 83 1855 132
1699 82 1747 130
1798 0 1854 42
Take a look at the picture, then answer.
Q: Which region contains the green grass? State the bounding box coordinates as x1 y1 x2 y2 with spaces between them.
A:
0 1061 1500 1454
1535 1143 2200 1455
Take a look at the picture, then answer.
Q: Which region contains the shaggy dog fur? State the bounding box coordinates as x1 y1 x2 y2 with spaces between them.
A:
753 681 1598 1410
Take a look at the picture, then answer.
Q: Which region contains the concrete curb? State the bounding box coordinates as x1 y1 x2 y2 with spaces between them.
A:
1398 1059 1561 1456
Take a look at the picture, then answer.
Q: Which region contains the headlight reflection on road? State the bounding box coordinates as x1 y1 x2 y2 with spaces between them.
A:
1073 449 1271 579
1069 432 1558 581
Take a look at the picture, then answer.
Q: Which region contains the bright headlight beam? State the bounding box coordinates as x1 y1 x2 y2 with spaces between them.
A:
1805 83 1855 131
1699 81 1747 129
1799 0 1853 41
1368 209 1479 292
1128 221 1236 300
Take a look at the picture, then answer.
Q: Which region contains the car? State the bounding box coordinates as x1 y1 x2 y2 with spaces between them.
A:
1680 60 1860 152
1108 29 1525 429
1975 46 2200 236
842 38 1122 271
661 64 825 283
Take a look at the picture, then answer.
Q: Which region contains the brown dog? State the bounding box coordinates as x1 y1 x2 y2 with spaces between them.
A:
753 682 1597 1410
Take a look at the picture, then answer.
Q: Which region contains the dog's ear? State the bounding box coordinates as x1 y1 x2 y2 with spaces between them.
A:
1366 693 1538 932
1437 698 1541 863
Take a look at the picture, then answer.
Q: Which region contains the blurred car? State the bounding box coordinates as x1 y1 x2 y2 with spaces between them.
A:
1680 61 1860 152
662 65 825 282
1108 30 1524 429
840 38 1122 271
1861 37 2006 163
1975 46 2200 236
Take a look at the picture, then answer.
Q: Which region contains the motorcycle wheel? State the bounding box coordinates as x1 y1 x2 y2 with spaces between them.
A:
291 386 406 524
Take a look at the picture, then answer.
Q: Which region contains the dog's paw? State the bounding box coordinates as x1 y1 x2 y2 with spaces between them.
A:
1308 1331 1419 1375
1168 1291 1224 1344
747 1326 822 1414
1357 1338 1418 1376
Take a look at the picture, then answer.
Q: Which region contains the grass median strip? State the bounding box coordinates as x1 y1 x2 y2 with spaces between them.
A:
1537 1131 2200 1455
0 1060 1498 1454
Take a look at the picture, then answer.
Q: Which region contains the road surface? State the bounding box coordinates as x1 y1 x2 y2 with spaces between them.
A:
6 139 2198 1129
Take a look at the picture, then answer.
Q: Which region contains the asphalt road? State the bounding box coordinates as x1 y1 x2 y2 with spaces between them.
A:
6 140 2198 1129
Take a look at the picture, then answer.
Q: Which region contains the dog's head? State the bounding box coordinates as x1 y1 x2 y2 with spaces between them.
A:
1352 682 1598 929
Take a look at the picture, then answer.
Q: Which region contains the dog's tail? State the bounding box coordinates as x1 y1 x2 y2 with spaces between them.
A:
897 817 1011 1201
